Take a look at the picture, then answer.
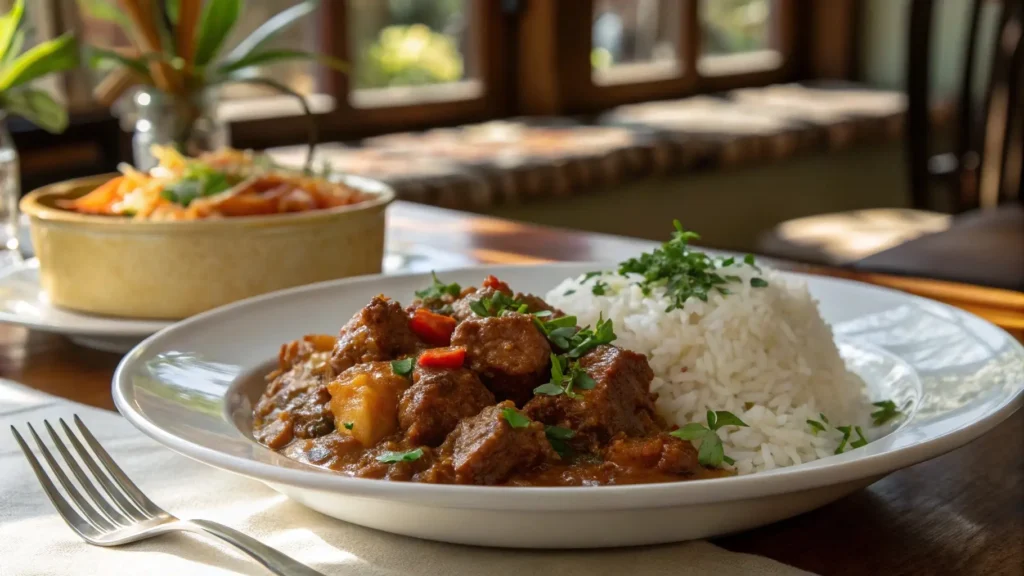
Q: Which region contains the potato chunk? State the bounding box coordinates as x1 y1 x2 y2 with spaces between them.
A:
327 362 410 447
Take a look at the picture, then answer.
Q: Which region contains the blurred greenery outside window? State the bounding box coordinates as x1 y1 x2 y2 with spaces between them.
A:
591 0 683 85
698 0 781 75
591 0 780 82
348 0 478 107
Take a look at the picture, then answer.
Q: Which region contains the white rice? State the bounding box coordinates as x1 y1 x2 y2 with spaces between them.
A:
546 265 872 474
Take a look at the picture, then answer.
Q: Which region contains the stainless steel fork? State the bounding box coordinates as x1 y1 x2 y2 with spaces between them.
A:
12 415 325 576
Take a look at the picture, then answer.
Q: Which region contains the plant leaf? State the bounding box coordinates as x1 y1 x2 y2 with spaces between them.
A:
166 0 180 24
0 0 24 65
216 49 346 76
1 28 24 69
76 0 132 30
0 33 78 92
224 0 318 64
85 46 153 78
194 0 242 67
1 87 67 133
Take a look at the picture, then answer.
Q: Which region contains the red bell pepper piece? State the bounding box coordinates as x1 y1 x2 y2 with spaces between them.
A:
409 308 457 346
482 274 512 294
417 347 466 369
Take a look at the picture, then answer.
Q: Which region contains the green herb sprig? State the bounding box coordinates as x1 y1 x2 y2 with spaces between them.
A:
376 447 423 463
468 291 528 318
390 357 414 377
545 425 575 457
159 162 235 206
870 400 906 426
533 354 596 398
415 271 461 302
617 220 768 311
343 422 354 430
670 410 748 467
501 407 531 429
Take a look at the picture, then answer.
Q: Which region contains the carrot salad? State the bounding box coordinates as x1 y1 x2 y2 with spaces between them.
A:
60 147 370 220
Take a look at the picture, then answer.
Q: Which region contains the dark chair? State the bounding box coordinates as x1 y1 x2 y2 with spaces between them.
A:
759 0 1023 290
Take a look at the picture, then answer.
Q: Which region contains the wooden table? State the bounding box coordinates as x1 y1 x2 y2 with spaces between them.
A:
2 201 1021 575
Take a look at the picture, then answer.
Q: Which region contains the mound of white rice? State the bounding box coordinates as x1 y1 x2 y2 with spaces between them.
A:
546 265 871 475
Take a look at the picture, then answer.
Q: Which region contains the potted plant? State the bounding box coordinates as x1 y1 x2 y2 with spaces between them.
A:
0 0 78 263
81 0 342 170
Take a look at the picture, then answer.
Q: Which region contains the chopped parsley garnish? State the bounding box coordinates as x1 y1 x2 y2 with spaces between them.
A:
563 289 576 296
806 419 826 435
533 354 596 399
160 162 233 207
390 357 414 377
834 425 853 454
851 426 868 449
501 407 531 429
617 220 768 310
545 425 575 457
870 400 906 426
376 447 423 463
468 291 528 317
582 271 602 282
415 272 461 301
670 410 748 468
591 280 609 296
343 422 354 430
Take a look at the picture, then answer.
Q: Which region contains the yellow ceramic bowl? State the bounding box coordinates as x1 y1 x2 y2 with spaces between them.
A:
21 173 394 320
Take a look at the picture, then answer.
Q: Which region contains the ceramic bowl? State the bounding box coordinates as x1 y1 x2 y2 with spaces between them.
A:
20 173 393 320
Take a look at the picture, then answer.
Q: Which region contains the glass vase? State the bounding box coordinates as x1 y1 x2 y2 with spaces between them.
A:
131 88 229 171
0 116 21 267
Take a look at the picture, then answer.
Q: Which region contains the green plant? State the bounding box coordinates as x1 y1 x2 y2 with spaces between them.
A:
80 0 345 168
0 0 78 133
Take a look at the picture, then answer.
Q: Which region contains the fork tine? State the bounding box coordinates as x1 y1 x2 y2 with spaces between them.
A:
59 418 154 521
44 421 130 527
25 424 116 533
11 426 100 541
72 415 165 517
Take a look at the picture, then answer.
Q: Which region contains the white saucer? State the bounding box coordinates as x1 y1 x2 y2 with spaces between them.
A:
0 260 171 352
0 246 475 353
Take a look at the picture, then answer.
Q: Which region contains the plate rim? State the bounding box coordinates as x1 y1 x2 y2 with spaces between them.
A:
112 263 1024 510
0 259 171 337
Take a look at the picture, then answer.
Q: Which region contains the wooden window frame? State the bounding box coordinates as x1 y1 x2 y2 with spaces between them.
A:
517 0 801 115
47 0 859 151
232 0 512 148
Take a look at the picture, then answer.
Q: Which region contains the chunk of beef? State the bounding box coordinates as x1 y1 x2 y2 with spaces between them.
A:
399 366 495 446
523 345 658 452
450 313 551 405
514 293 564 318
330 296 419 373
254 351 335 448
604 434 701 476
430 401 556 485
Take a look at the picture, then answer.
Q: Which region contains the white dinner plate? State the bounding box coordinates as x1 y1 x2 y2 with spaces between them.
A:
113 264 1024 548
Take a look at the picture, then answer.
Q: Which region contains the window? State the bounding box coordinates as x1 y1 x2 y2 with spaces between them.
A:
348 0 480 107
28 0 820 144
698 0 782 76
591 0 683 85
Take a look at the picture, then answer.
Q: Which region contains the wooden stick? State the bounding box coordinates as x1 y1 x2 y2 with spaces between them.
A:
118 0 178 94
176 0 201 69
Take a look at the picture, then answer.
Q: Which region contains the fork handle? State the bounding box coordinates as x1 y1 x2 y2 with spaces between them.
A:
181 519 327 576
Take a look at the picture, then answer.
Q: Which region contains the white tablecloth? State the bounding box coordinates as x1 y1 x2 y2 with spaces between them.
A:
0 380 813 576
